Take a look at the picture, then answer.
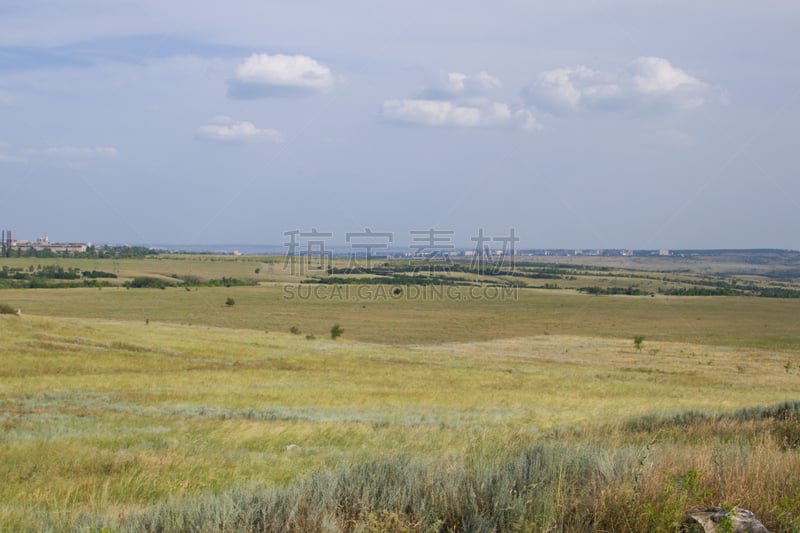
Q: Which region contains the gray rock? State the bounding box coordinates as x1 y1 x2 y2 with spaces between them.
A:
689 507 768 533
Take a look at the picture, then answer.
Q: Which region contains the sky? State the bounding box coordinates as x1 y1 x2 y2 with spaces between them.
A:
0 1 798 250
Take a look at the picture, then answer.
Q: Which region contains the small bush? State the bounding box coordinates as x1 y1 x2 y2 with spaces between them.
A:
225 297 235 307
330 324 344 340
634 335 645 352
290 326 301 335
0 303 17 314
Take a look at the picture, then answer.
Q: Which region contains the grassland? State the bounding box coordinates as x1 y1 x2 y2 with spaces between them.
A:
1 254 800 531
2 284 799 350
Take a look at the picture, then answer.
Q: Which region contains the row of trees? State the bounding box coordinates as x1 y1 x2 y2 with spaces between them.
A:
3 245 160 259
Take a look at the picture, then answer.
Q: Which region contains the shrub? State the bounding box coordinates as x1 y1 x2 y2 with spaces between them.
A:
125 276 171 289
225 297 235 307
81 270 117 279
330 324 344 340
634 335 645 352
0 303 17 314
290 326 301 335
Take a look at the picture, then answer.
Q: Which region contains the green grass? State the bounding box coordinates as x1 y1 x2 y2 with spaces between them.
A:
0 255 287 286
68 419 800 532
2 284 800 350
1 255 799 530
1 311 800 530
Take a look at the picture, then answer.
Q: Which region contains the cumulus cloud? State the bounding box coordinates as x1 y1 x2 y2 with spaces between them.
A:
383 70 538 131
197 116 284 143
524 66 623 113
383 98 539 131
524 56 714 114
629 56 708 109
383 99 493 127
228 53 334 98
46 146 118 158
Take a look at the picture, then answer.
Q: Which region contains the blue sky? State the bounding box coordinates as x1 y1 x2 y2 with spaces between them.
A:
0 1 798 249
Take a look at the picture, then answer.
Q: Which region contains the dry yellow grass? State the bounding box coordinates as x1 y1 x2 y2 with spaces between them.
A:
1 310 799 528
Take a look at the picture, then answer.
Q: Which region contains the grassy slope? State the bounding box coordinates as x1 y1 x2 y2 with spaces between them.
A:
2 255 799 529
2 284 799 349
1 313 800 529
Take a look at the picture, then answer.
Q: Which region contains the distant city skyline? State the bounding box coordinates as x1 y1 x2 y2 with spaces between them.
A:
1 1 798 249
4 228 798 257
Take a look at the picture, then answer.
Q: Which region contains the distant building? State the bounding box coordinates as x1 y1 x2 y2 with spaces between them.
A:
659 249 671 256
2 231 89 254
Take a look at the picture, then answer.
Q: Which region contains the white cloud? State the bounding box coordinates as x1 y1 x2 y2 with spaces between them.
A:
197 116 284 143
474 71 503 91
529 67 579 112
421 70 504 99
524 56 713 114
515 108 542 132
46 146 118 158
630 56 708 109
384 69 537 131
631 57 703 94
383 99 478 127
444 71 502 93
382 97 539 131
525 65 624 113
229 53 334 98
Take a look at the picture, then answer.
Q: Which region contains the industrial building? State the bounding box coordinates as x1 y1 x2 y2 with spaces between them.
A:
1 230 89 255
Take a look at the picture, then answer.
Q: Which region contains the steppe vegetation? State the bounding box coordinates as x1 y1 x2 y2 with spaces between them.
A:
1 252 799 531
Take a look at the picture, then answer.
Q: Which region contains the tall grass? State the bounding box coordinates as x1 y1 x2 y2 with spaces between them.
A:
54 405 800 532
3 314 799 531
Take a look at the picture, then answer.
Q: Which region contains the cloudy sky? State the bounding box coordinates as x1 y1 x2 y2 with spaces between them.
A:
1 1 798 249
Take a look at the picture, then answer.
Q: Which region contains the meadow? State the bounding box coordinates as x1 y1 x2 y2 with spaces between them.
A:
1 254 799 531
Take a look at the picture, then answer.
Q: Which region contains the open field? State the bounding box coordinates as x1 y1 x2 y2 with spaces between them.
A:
1 254 800 530
3 252 800 294
2 284 799 350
